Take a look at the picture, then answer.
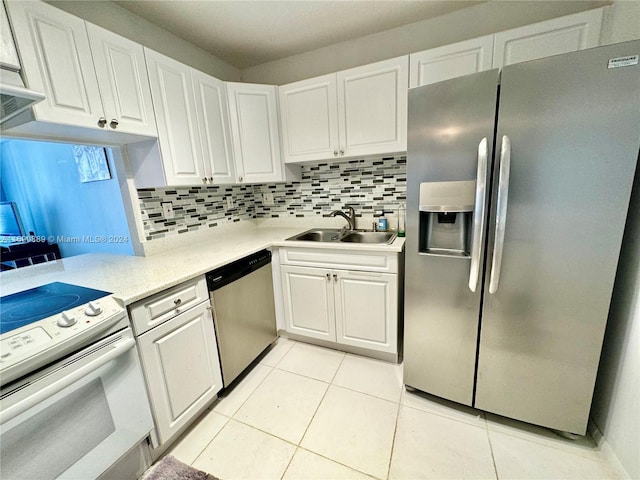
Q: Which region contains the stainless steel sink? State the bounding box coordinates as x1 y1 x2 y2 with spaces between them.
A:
286 228 344 242
339 231 397 244
286 228 396 244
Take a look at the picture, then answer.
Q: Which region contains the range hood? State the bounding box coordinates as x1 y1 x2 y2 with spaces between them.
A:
0 81 44 123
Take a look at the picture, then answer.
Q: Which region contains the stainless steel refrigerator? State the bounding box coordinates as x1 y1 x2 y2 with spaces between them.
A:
404 40 640 435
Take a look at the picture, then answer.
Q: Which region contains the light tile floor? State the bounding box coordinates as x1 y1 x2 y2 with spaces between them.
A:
167 338 625 480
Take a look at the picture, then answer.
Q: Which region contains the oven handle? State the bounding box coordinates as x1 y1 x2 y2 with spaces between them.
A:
0 336 135 424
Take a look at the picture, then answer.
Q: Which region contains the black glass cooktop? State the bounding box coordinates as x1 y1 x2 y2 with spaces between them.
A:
0 282 111 335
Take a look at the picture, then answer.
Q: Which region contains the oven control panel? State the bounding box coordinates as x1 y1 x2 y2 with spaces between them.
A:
0 296 127 386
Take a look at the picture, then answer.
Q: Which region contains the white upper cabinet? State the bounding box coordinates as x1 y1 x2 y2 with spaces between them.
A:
145 49 205 186
145 49 236 186
1 3 20 71
138 55 295 187
337 56 408 158
279 56 408 163
192 71 236 184
493 8 603 68
279 74 339 163
226 82 283 183
7 1 103 127
6 1 157 138
86 23 157 137
409 36 494 88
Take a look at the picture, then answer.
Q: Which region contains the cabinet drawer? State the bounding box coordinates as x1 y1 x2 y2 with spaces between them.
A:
280 247 397 273
129 276 208 335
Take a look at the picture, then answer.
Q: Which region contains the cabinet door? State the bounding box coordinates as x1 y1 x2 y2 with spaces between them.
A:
137 301 223 445
6 0 103 127
1 3 20 70
337 56 408 157
227 82 283 183
86 23 157 137
192 70 236 184
145 49 205 186
334 270 398 354
279 74 339 163
281 265 336 342
493 8 603 68
410 36 494 88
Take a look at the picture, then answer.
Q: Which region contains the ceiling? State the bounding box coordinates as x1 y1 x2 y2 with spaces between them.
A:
113 1 484 69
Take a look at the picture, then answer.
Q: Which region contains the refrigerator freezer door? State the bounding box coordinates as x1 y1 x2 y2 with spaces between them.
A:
476 41 640 434
404 69 499 406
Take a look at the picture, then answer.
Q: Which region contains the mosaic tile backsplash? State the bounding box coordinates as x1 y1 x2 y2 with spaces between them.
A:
138 155 407 240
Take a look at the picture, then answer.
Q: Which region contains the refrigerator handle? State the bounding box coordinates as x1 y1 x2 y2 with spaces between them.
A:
469 137 489 292
489 135 511 294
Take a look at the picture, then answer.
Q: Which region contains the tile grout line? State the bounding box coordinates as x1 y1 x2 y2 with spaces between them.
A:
400 404 486 427
280 350 349 480
385 396 403 480
295 351 347 448
186 410 232 468
277 351 347 480
217 364 276 419
262 338 296 369
278 445 299 480
297 445 383 480
483 414 500 480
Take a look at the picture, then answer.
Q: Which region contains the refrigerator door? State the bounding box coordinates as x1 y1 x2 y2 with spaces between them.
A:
404 69 499 406
476 41 640 434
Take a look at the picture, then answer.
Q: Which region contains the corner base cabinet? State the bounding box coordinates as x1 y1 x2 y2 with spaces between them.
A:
279 248 401 359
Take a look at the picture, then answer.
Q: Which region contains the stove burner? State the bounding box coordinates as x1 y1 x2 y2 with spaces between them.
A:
0 282 111 335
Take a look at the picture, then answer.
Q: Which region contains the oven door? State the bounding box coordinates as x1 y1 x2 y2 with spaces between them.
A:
0 327 153 480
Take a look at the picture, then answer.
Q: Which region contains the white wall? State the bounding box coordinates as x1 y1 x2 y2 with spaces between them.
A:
241 0 610 84
46 0 241 81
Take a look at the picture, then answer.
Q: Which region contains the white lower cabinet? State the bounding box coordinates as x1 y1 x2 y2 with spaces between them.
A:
281 265 336 342
131 278 223 447
280 248 400 357
334 270 398 353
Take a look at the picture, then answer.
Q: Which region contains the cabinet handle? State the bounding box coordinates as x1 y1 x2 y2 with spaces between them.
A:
326 273 331 281
109 119 119 129
238 176 243 182
97 117 107 128
339 149 345 156
333 149 338 156
209 177 213 182
202 177 207 184
333 273 338 282
174 298 182 306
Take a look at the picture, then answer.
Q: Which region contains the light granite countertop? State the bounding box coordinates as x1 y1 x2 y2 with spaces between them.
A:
1 225 405 305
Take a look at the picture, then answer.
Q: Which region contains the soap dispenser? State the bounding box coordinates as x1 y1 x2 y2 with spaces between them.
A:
377 211 388 232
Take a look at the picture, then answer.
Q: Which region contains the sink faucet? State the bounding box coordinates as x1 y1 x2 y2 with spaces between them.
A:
330 205 356 231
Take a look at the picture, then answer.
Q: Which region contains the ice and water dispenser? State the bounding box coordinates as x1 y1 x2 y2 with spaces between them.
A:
418 181 476 257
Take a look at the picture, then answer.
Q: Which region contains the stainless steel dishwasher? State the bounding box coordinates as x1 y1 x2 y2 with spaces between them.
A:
206 249 277 387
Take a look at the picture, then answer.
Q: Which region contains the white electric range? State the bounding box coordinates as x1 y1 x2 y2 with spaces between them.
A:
0 281 128 386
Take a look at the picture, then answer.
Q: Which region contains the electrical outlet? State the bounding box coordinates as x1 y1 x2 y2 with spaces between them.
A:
263 192 275 206
161 202 174 219
226 196 234 209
